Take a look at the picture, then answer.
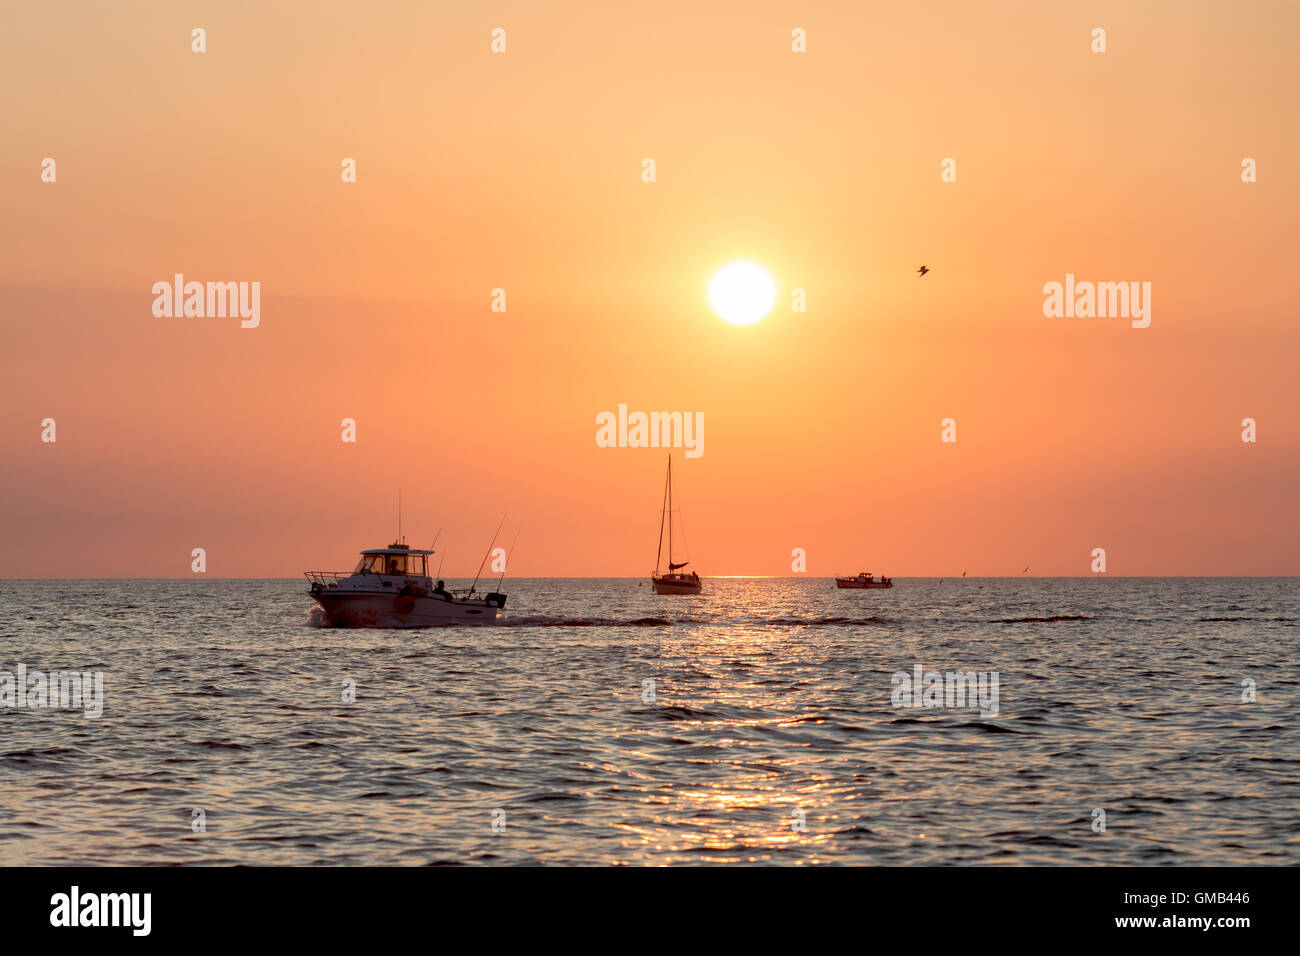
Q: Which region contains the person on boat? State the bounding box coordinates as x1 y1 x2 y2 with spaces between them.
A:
433 579 451 599
387 558 400 576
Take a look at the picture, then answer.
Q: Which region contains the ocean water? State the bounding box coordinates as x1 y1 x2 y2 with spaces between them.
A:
0 577 1296 866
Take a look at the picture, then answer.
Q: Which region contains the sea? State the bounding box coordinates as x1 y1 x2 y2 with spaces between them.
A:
0 577 1295 865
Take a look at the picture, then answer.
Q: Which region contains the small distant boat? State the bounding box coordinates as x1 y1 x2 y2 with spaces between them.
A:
651 455 702 595
836 572 893 589
306 538 506 627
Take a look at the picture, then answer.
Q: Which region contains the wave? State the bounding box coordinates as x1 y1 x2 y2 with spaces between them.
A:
499 615 681 627
629 705 721 720
994 614 1091 624
1197 616 1297 623
763 615 895 626
953 721 1026 734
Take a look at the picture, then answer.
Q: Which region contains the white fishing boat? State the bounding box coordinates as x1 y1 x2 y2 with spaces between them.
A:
305 539 506 627
835 571 893 589
651 455 702 595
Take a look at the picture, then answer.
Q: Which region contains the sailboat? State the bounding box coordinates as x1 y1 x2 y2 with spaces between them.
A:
651 455 702 595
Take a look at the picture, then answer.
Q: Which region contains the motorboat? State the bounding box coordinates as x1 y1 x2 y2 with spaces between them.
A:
835 572 893 589
306 539 506 627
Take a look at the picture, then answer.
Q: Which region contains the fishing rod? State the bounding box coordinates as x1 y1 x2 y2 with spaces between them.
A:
468 513 507 596
494 530 520 592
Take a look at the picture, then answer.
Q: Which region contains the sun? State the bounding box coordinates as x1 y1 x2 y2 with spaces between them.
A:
709 262 776 325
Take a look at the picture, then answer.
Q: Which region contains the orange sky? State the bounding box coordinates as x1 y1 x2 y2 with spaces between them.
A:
2 0 1297 577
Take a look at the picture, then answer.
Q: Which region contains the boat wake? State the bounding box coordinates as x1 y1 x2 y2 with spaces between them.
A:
305 612 1097 629
499 614 898 627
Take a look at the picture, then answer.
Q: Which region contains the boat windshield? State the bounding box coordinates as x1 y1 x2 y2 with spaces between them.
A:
354 553 427 576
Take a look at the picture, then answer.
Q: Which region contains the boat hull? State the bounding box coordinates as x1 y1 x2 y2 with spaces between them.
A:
310 590 501 627
651 576 702 595
836 579 893 589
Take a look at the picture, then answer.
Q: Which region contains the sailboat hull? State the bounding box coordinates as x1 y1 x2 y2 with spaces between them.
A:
651 575 702 595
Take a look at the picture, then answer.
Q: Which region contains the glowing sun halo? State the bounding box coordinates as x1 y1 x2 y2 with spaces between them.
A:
709 262 775 325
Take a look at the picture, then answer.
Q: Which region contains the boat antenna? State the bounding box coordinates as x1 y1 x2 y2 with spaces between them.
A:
469 513 508 596
397 490 403 544
495 529 520 591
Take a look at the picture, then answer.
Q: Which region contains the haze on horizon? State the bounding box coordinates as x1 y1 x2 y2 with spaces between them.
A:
1 0 1297 578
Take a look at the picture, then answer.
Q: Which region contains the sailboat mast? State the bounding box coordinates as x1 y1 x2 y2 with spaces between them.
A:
655 455 670 574
667 455 673 568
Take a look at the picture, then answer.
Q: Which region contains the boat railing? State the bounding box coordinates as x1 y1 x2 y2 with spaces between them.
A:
304 570 346 589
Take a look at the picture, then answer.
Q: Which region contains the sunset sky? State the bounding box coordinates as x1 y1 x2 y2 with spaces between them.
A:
2 0 1297 577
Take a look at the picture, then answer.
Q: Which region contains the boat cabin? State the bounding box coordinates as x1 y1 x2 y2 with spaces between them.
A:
353 543 435 578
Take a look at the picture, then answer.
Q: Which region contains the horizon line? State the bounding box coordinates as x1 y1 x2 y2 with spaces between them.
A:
3 575 1297 582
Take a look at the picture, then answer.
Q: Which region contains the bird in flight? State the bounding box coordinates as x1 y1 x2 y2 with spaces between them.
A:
1023 566 1029 574
917 265 930 277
